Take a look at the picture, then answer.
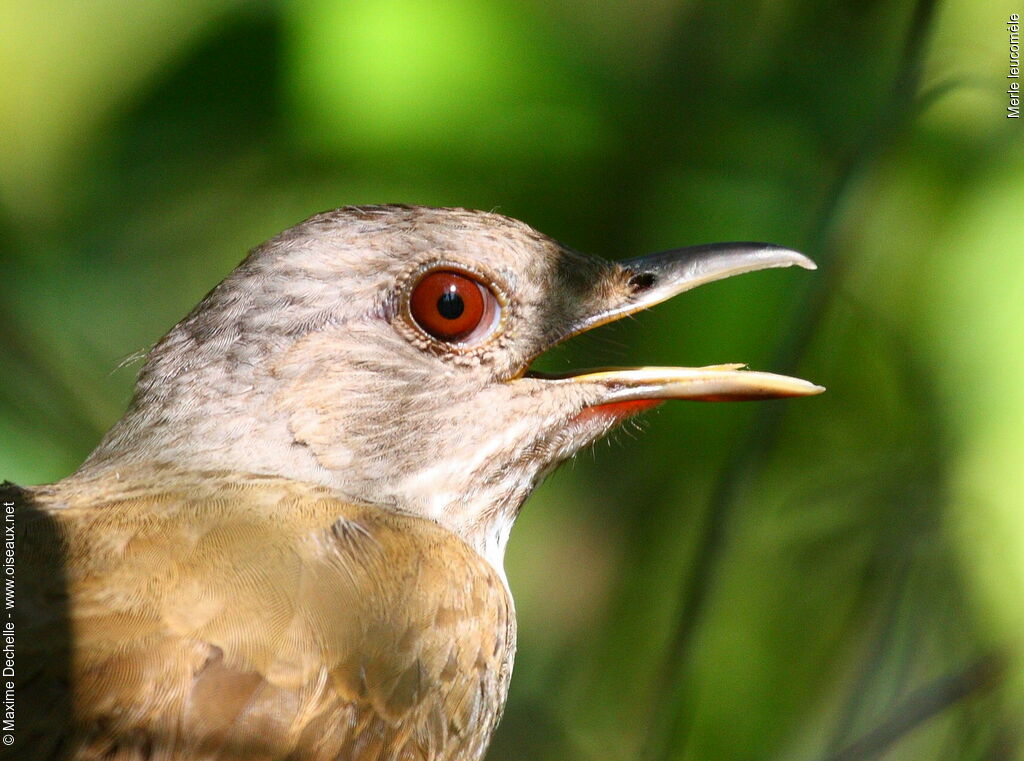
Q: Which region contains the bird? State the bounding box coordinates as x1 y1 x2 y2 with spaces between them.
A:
5 205 822 761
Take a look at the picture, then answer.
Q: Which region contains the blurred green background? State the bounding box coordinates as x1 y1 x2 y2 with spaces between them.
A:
1 0 1021 759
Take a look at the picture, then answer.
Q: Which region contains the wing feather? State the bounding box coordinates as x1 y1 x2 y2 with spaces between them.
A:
8 472 514 761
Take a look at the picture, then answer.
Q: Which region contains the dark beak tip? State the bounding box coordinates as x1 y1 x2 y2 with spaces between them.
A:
737 243 817 271
779 248 818 271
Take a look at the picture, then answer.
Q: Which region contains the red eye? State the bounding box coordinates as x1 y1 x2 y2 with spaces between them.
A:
409 270 500 344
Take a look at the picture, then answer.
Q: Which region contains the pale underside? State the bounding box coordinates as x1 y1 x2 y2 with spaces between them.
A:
9 469 515 761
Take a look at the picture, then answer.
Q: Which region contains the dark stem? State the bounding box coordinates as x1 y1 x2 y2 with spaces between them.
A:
815 656 1005 761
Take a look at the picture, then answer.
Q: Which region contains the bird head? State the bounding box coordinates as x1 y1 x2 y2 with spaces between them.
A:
85 205 822 565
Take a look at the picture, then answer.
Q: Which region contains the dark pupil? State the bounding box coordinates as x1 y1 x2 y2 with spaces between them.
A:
437 290 465 320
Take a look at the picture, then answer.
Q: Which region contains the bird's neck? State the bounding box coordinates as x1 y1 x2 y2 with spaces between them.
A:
78 376 523 575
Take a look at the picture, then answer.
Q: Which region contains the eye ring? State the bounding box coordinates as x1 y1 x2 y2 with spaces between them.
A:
407 269 502 346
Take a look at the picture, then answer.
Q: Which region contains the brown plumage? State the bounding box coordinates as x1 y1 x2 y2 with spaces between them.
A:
7 205 820 760
11 470 512 761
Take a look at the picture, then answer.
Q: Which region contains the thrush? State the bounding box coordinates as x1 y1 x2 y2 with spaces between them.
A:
6 205 822 761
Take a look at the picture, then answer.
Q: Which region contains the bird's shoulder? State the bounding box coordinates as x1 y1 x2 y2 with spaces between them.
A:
12 468 515 761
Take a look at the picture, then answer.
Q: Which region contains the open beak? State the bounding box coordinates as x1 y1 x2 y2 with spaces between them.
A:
534 243 824 404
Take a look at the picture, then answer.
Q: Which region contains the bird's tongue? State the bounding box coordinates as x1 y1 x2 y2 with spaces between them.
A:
573 398 665 424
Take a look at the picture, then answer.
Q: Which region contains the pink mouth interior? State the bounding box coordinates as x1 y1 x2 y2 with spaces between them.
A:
573 398 664 424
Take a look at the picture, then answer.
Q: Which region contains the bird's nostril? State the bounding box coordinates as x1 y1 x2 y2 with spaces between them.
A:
627 272 657 293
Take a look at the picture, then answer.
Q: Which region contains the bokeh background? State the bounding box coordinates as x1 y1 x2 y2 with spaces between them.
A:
2 0 1021 759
